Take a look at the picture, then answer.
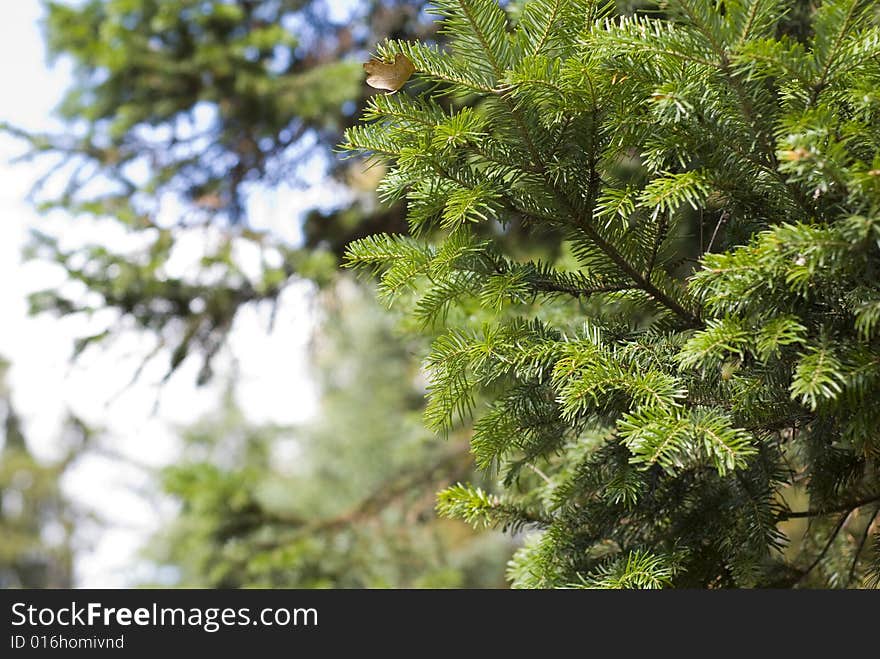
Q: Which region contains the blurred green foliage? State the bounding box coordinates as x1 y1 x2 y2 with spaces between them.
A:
4 0 433 382
0 358 86 588
147 281 510 587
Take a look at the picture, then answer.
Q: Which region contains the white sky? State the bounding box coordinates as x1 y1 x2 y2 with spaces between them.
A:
0 1 338 586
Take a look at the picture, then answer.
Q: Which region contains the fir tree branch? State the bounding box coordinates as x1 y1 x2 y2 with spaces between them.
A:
704 210 729 254
522 112 699 323
794 509 851 586
439 4 699 324
734 0 763 50
674 2 814 217
255 443 474 545
503 103 700 324
781 493 880 520
530 279 629 298
456 0 507 80
572 213 702 326
846 505 880 587
529 0 562 57
810 0 862 107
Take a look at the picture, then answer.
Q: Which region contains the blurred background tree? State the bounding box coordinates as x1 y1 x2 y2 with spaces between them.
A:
5 0 440 381
0 357 89 588
1 0 516 587
147 281 509 587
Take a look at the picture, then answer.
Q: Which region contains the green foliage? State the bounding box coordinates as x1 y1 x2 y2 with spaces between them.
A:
7 0 431 383
24 228 334 385
0 359 84 588
14 0 521 589
147 282 511 587
30 0 365 220
570 549 678 589
344 0 880 587
437 483 542 531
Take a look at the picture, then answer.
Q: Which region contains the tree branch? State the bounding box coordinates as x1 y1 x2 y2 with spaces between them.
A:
794 509 851 586
530 279 630 299
251 443 474 549
780 493 880 521
846 505 880 587
571 214 702 326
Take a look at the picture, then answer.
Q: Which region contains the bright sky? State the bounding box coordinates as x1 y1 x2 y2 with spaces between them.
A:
0 1 334 586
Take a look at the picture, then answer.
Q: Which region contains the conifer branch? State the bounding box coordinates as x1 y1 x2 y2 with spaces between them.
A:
530 0 561 56
254 443 474 545
456 0 507 79
846 505 880 587
571 212 702 326
809 0 862 106
782 493 880 520
677 1 812 216
342 0 880 588
794 509 851 586
506 83 699 324
530 279 629 298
